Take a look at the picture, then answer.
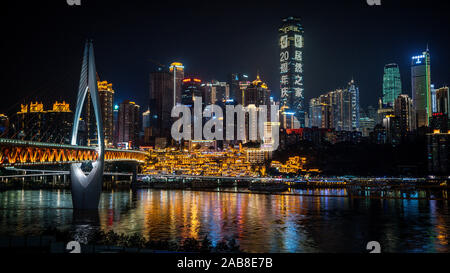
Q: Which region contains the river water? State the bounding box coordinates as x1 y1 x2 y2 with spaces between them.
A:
0 188 449 253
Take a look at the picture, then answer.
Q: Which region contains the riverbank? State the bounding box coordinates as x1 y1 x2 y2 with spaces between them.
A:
0 228 241 254
1 175 449 194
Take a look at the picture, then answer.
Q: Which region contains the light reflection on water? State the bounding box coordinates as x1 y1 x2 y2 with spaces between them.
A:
0 189 449 253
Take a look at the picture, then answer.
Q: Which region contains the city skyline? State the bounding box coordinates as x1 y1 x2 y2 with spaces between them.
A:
2 1 450 257
2 0 450 116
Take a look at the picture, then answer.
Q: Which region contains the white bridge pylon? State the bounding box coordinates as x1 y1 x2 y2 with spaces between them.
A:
70 40 105 210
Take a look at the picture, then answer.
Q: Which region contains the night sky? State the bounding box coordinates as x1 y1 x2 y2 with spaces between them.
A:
2 0 450 116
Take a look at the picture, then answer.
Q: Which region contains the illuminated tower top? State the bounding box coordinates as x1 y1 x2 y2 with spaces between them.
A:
169 62 184 72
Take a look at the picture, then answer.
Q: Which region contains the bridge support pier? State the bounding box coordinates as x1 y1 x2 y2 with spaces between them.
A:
70 162 103 210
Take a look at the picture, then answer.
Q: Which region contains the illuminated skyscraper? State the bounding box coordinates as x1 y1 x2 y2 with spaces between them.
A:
16 102 45 140
86 77 114 147
169 62 185 106
348 79 360 131
411 49 431 127
113 104 119 146
244 75 271 107
14 102 73 143
309 80 358 132
382 63 402 107
279 16 304 128
394 94 416 135
117 100 140 149
431 84 437 113
204 80 229 105
98 80 114 146
181 78 204 107
45 101 73 143
228 73 250 105
435 86 449 116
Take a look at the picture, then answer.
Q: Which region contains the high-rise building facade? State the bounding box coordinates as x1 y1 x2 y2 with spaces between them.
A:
45 101 74 144
244 75 271 107
169 62 185 107
181 78 204 107
279 16 305 128
86 78 114 147
382 63 402 107
430 87 450 133
204 80 229 105
228 73 250 105
309 81 358 132
142 108 152 146
98 80 114 147
117 100 140 149
359 117 376 137
348 79 360 131
332 89 352 131
16 102 45 141
411 49 431 127
431 84 437 113
14 101 73 143
394 94 416 135
428 131 450 175
149 68 174 137
435 86 449 116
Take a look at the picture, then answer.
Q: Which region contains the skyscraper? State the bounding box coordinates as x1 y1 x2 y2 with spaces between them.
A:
394 94 416 135
228 73 249 105
169 62 185 107
435 86 449 116
117 100 140 149
382 63 402 107
113 104 119 146
243 75 272 143
309 97 331 129
309 88 352 131
348 79 360 131
149 68 173 137
430 87 450 133
45 101 74 144
142 108 152 146
86 77 114 147
97 80 114 147
204 80 229 105
16 102 45 141
411 49 431 127
244 75 271 107
431 84 437 113
181 78 204 107
332 89 352 131
427 131 450 175
279 16 305 128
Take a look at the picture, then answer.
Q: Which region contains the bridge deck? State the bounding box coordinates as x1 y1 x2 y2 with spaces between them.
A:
0 138 147 166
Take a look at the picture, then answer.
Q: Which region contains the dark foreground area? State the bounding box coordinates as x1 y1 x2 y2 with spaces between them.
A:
0 228 241 253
